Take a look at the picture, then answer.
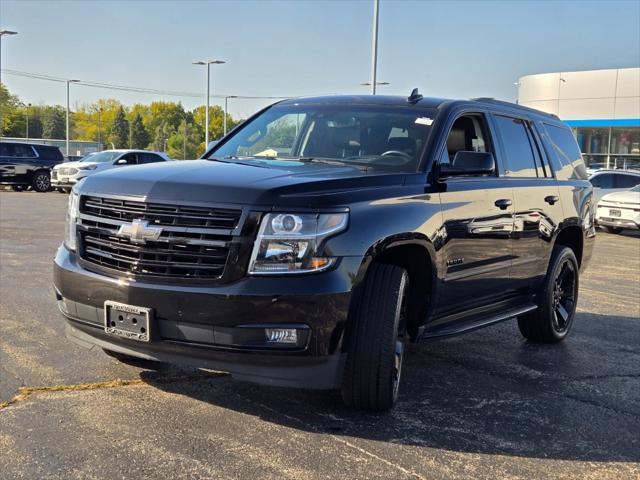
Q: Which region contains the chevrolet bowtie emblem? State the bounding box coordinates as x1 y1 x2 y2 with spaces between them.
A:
117 219 163 244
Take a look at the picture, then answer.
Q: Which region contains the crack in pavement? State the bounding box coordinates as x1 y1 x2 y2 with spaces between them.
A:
0 371 223 410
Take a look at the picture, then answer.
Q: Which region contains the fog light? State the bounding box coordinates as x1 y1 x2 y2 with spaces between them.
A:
265 328 298 344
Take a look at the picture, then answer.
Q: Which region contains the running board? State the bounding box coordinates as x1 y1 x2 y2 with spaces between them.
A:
418 303 538 341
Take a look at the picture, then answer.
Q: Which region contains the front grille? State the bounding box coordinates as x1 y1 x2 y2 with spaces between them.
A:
78 196 243 280
58 167 78 176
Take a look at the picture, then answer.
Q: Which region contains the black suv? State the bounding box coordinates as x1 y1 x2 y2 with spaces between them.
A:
53 93 594 411
0 141 64 192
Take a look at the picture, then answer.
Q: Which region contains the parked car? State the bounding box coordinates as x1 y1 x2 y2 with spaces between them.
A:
588 169 640 204
52 149 171 192
54 93 594 412
0 141 64 192
595 184 640 233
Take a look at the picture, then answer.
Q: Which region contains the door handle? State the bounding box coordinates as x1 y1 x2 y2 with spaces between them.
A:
544 195 559 205
494 199 512 210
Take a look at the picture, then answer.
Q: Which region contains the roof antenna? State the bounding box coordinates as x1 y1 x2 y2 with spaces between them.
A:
407 88 423 104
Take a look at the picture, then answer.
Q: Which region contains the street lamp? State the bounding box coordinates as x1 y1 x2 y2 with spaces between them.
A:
25 103 31 139
193 59 225 147
224 95 237 136
0 30 18 139
0 30 18 86
369 0 380 95
360 81 389 87
513 81 520 104
66 79 80 157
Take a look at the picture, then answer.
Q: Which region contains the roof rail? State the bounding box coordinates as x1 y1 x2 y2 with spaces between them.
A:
470 97 560 119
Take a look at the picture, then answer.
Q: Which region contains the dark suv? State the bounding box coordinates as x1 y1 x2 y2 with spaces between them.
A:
0 141 64 192
53 93 594 411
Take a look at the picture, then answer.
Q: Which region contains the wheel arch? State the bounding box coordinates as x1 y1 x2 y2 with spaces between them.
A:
553 225 584 267
350 234 439 340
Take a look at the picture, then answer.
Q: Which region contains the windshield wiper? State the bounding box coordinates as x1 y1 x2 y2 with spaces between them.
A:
295 157 350 166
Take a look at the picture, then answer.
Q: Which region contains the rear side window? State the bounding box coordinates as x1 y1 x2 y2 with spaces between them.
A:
615 174 640 189
1 144 37 158
36 146 63 161
493 115 538 177
590 174 613 188
544 124 587 180
141 153 164 164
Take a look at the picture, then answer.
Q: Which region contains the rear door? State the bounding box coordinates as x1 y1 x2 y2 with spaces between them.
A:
490 114 564 291
434 111 516 317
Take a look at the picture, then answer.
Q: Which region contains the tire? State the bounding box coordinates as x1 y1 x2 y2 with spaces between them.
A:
31 171 51 192
57 187 71 194
10 185 26 192
341 263 409 412
518 246 579 343
603 226 623 234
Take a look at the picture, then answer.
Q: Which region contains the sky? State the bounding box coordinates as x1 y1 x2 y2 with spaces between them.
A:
1 0 639 119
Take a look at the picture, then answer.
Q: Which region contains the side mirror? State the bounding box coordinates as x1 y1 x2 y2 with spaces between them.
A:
115 158 128 165
441 151 495 176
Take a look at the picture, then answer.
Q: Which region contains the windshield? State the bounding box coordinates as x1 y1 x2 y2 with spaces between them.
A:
80 151 121 163
206 104 436 171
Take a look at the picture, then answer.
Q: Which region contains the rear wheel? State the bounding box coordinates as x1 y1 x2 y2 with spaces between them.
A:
518 246 579 343
603 226 623 234
341 263 409 412
31 171 51 192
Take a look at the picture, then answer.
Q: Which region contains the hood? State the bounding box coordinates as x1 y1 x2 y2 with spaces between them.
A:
54 161 84 169
77 159 409 208
599 189 640 204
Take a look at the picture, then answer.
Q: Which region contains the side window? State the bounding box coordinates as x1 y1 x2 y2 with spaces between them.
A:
614 174 640 189
118 153 138 165
141 153 163 164
493 115 539 177
443 114 491 166
544 123 586 180
12 144 37 158
590 174 613 189
0 144 14 156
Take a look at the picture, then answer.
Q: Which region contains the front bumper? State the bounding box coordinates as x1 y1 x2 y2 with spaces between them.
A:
53 245 362 389
51 175 79 187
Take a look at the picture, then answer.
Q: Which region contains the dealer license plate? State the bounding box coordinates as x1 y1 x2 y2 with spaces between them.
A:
609 209 621 217
104 301 151 342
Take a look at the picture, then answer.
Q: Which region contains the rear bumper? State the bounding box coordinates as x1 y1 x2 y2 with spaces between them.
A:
53 245 362 389
596 216 639 230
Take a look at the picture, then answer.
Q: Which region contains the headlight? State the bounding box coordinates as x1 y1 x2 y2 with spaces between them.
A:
77 164 97 170
65 192 80 251
248 212 348 274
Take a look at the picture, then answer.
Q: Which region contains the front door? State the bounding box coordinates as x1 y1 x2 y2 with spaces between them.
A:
434 113 516 318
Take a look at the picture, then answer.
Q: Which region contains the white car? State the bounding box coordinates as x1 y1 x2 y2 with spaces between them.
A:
51 149 171 192
595 184 640 233
588 169 640 205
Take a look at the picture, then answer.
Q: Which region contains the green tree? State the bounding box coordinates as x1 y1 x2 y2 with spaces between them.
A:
151 121 175 152
129 113 151 149
42 107 66 139
0 83 21 136
26 111 43 139
109 107 129 148
167 120 201 160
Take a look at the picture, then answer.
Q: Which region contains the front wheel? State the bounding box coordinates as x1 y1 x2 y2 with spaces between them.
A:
11 185 26 192
518 246 579 343
31 171 51 192
341 263 409 412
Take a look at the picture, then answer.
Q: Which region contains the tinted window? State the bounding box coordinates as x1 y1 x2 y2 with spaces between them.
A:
544 123 586 179
590 174 614 189
494 116 538 177
141 153 164 164
615 174 640 189
1 144 37 158
118 153 139 165
35 145 63 161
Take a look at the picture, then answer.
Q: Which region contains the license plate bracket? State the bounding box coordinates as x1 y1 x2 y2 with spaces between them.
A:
609 209 621 217
104 301 151 342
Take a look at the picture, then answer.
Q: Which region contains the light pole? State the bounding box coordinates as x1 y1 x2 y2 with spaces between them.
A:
66 79 79 157
97 107 102 150
0 30 18 139
370 0 380 95
25 103 31 139
513 81 520 104
193 59 225 147
0 30 18 85
224 95 237 136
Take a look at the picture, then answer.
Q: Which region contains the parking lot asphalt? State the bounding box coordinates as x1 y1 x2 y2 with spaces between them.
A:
1 190 639 479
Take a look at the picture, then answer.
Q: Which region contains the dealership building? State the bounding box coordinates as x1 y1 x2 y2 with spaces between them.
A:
517 67 640 171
